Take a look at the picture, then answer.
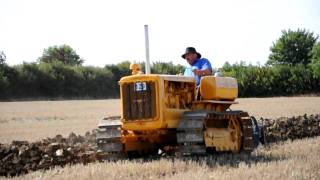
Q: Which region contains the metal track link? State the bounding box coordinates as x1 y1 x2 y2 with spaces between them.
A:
177 110 255 155
206 111 254 153
240 116 254 153
207 111 253 153
177 111 208 155
96 116 125 160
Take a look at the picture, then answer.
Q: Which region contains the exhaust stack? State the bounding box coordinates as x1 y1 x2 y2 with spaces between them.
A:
144 25 151 74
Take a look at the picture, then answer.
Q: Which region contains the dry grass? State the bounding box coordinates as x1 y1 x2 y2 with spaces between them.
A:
1 97 320 143
5 137 320 180
233 96 320 119
0 99 120 143
1 96 320 179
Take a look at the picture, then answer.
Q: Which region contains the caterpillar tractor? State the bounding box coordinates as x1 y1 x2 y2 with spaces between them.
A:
96 64 265 158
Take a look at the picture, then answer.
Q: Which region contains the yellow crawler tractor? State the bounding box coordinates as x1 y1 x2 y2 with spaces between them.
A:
96 64 265 158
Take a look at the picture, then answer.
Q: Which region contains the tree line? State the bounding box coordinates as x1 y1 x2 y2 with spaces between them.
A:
0 59 185 100
222 62 319 97
0 29 319 100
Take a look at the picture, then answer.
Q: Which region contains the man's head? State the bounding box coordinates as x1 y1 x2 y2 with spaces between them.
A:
181 47 201 65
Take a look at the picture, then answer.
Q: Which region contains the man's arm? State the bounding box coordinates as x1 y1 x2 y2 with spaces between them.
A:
192 69 211 76
193 58 212 76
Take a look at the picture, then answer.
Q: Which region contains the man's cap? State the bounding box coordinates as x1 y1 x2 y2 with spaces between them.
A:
181 47 201 59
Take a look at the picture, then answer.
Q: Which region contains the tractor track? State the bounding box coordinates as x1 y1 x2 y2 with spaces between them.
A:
176 111 256 155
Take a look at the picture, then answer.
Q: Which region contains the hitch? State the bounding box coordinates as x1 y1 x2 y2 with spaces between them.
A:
250 116 266 147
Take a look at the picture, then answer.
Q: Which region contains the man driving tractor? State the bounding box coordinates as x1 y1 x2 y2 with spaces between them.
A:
182 47 213 86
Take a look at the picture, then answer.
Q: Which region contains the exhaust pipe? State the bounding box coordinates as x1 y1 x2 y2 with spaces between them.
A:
144 25 151 74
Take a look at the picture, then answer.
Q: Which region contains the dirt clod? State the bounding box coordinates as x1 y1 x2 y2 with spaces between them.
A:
0 130 98 177
0 114 319 177
262 114 320 143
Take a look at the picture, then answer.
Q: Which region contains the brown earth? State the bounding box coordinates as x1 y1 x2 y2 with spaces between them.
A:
0 114 319 177
0 97 320 178
9 137 319 180
0 99 120 144
0 97 320 143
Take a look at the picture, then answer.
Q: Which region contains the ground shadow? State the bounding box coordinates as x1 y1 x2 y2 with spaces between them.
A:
127 149 284 168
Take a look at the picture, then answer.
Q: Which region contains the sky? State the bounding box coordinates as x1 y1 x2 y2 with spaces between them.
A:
1 0 320 68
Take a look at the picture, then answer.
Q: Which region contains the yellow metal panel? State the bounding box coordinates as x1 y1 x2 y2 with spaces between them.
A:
122 119 163 131
204 128 239 152
120 75 162 130
163 108 189 128
119 74 196 130
120 74 195 83
200 76 238 100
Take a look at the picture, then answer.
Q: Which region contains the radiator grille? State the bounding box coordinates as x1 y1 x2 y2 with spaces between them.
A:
122 81 156 121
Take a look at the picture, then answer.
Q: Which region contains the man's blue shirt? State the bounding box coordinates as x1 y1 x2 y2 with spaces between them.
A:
184 58 212 86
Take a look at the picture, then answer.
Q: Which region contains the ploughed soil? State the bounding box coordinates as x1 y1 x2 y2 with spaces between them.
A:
1 114 319 177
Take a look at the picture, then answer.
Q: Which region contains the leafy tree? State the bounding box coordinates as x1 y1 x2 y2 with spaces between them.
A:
0 51 6 64
222 61 232 72
104 61 131 96
310 42 320 78
136 61 185 75
38 45 84 66
151 61 185 75
105 61 131 82
268 29 318 66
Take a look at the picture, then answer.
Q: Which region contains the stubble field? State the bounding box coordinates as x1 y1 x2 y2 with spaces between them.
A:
0 97 320 179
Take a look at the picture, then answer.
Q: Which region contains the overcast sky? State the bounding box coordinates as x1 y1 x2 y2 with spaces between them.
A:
1 0 320 68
